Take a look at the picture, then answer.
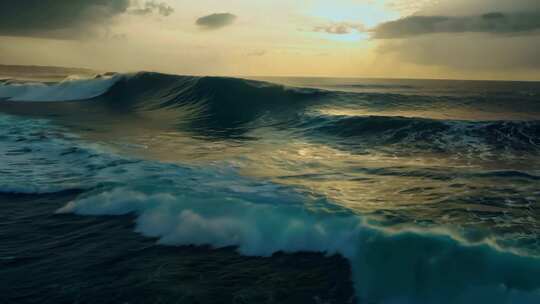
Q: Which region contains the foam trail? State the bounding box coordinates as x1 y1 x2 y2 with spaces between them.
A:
0 114 135 194
0 74 121 102
58 185 540 304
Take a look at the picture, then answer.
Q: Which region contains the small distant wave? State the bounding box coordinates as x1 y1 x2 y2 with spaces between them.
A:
333 83 416 90
306 114 540 153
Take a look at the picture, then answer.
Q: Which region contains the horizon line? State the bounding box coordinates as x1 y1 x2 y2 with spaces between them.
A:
1 63 539 83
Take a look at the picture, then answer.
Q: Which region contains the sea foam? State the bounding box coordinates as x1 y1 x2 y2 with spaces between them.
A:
0 74 121 102
57 185 540 304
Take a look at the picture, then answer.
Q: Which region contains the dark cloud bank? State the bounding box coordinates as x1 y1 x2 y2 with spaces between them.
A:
0 0 173 39
374 11 540 38
372 0 540 75
196 13 237 30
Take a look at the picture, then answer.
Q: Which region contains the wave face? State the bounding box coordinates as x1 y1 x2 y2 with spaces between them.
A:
1 71 540 303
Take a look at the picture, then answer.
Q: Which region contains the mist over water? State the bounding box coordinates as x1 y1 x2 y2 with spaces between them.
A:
1 71 540 303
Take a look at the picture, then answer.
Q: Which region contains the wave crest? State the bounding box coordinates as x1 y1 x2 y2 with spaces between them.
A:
0 74 121 102
1 71 538 152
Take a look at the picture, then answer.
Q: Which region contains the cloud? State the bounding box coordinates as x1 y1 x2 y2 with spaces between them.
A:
379 34 540 70
314 23 365 35
375 0 540 74
373 11 540 38
247 50 266 57
386 0 435 15
0 0 131 39
130 1 174 17
196 13 237 30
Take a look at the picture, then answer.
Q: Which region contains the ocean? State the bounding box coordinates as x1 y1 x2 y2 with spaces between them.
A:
0 69 539 303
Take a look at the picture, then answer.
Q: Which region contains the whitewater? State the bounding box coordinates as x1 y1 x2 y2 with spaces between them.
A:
1 72 540 303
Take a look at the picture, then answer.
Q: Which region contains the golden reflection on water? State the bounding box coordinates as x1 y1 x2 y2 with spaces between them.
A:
87 123 538 228
76 117 536 249
317 107 539 121
1 100 538 247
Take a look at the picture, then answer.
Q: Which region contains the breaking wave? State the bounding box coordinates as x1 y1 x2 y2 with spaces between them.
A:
0 71 538 153
58 186 540 304
0 74 121 102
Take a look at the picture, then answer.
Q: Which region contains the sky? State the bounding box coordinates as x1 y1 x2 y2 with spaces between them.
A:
0 0 539 80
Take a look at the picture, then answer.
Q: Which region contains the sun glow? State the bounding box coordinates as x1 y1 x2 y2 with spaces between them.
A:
309 0 400 28
317 31 369 42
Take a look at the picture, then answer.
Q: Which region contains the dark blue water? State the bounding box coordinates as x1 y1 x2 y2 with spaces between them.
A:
1 71 539 303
